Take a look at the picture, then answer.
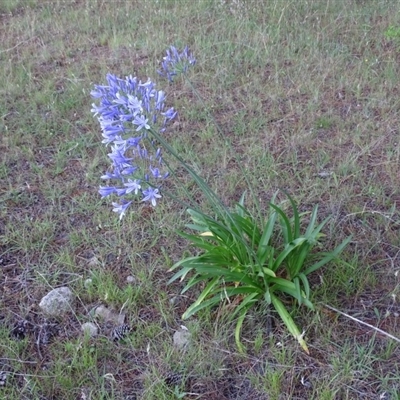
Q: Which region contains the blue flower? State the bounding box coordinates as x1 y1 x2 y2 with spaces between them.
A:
158 46 196 82
152 166 161 177
112 201 132 220
124 179 141 195
101 169 122 180
99 186 117 198
155 90 166 111
108 145 133 168
142 187 162 207
133 115 150 131
162 107 177 122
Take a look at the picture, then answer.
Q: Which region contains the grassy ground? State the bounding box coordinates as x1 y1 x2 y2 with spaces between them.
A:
1 0 400 399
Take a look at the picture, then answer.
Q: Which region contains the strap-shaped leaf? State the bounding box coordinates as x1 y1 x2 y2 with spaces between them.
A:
271 294 309 354
229 292 260 321
269 277 297 290
167 266 193 284
297 272 311 300
182 294 223 319
306 218 330 244
284 191 300 238
305 205 319 236
273 237 308 271
211 285 263 297
258 267 276 278
256 211 277 264
230 212 261 244
181 275 209 294
182 276 220 317
192 267 262 288
269 278 302 303
303 235 352 276
178 231 219 250
264 287 271 304
270 203 292 243
235 306 252 353
293 276 303 306
287 241 310 277
169 255 201 272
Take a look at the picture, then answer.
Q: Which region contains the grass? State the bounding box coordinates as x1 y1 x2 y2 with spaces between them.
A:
1 0 400 398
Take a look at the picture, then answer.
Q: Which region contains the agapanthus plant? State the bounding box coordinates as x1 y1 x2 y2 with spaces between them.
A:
168 192 351 353
93 46 351 353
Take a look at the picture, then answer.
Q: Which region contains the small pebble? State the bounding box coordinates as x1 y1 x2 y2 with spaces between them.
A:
81 322 98 337
173 329 191 350
84 279 93 288
169 296 179 306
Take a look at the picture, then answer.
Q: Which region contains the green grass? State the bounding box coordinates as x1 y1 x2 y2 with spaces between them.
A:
1 0 400 398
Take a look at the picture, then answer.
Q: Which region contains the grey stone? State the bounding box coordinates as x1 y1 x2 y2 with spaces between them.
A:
84 278 93 288
39 287 75 317
126 275 136 284
94 305 125 325
173 328 191 350
81 322 98 337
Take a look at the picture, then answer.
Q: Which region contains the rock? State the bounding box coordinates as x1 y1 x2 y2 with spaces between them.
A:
87 256 100 267
173 328 191 350
169 296 179 306
84 278 93 288
81 322 98 337
126 275 136 284
94 305 125 325
39 287 75 317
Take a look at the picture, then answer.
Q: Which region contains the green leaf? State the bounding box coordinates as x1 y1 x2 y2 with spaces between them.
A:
185 223 210 232
293 277 302 306
182 295 223 319
287 241 310 277
181 275 208 294
231 213 260 244
177 232 218 250
169 255 205 272
256 211 277 265
168 256 199 272
303 235 352 275
182 277 220 318
285 191 300 238
258 267 276 278
273 237 308 271
229 292 261 321
271 294 309 354
306 218 330 244
269 277 297 290
192 266 262 288
305 205 319 237
270 203 292 243
297 272 310 300
269 277 303 303
269 278 314 309
168 267 193 284
264 288 271 304
235 308 249 353
220 286 263 296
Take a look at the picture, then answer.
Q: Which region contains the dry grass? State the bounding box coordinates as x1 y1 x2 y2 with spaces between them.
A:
1 0 400 399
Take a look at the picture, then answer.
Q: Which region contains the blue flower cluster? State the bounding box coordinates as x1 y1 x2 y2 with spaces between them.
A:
158 45 196 82
92 46 195 219
91 74 176 219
